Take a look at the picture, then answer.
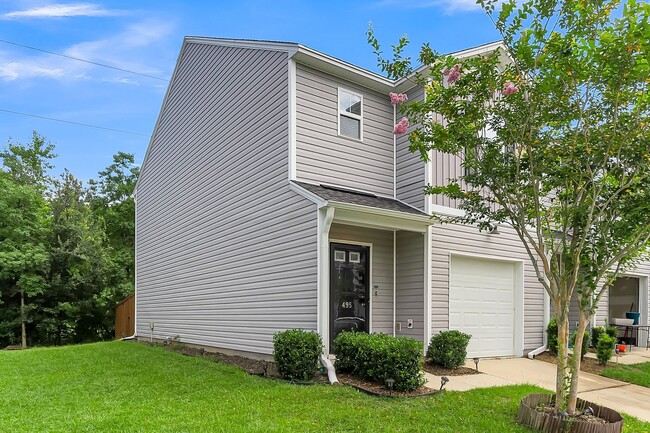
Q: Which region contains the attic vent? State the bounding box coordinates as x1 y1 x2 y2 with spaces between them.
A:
320 184 377 198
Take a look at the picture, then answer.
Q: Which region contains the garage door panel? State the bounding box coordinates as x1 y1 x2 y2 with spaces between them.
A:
449 256 515 358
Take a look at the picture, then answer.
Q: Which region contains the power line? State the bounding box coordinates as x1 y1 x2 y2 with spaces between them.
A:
0 108 149 136
0 38 170 82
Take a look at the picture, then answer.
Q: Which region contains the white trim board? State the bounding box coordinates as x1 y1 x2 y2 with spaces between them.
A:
288 58 297 181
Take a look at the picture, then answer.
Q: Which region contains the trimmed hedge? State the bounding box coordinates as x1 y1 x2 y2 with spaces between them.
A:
273 329 322 381
333 331 425 391
591 326 605 348
427 330 471 369
596 333 616 366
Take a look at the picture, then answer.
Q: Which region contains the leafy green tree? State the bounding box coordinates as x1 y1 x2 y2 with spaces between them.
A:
0 133 53 348
370 0 650 413
37 171 109 344
89 152 139 336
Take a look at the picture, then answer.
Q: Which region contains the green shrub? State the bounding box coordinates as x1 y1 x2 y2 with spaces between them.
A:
596 333 616 366
547 318 559 355
570 330 589 360
427 330 471 369
273 329 322 381
591 326 605 348
605 325 618 341
333 331 425 391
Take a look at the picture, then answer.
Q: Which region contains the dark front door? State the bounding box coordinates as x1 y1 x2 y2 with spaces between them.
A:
330 243 370 348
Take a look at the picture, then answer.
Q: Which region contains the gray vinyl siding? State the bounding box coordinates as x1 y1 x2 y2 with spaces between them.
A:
329 223 394 334
136 42 317 356
430 223 545 350
295 63 395 197
430 149 464 208
396 230 425 341
396 85 426 210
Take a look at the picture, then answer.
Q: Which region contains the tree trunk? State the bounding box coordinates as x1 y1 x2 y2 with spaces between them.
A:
567 315 590 414
552 295 572 411
555 316 571 410
20 290 27 349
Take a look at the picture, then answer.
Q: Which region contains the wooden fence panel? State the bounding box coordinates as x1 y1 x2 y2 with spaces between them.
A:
115 293 135 339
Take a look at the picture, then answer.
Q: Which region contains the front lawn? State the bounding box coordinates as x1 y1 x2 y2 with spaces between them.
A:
602 361 650 388
0 342 647 432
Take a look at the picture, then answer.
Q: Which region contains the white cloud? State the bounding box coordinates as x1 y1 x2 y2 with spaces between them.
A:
0 19 174 82
2 3 121 19
0 59 65 80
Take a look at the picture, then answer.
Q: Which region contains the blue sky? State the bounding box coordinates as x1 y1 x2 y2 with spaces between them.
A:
0 1 501 181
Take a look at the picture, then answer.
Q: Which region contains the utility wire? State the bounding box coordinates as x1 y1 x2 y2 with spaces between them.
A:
0 108 149 136
0 38 170 82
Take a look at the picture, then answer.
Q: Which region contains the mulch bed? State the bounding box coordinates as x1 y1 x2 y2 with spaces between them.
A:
423 362 481 376
535 351 606 375
146 341 440 397
336 373 438 397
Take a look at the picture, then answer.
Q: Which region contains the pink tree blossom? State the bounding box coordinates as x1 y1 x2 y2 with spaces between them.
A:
503 81 519 95
389 92 408 105
393 117 409 135
443 64 461 85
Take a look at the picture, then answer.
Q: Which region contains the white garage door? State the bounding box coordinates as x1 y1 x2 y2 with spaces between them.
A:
449 255 516 358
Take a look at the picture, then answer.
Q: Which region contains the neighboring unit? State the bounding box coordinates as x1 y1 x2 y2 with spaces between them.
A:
135 37 650 359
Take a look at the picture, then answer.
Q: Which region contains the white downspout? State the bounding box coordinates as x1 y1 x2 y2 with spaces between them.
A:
393 230 397 337
320 354 339 385
528 289 550 358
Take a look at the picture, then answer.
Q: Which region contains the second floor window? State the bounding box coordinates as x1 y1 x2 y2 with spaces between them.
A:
338 88 363 140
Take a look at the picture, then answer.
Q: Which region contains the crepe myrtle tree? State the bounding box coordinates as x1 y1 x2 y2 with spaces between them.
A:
369 0 650 414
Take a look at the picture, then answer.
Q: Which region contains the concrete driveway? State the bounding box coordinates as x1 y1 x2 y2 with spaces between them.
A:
424 357 650 422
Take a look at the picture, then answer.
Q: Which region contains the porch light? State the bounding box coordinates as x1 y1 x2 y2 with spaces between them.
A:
473 357 480 372
440 376 449 391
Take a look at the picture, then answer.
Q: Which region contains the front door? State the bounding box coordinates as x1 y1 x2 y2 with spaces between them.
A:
330 243 370 348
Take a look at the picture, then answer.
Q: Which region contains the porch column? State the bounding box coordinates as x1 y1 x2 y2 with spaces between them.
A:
424 226 433 349
317 207 335 353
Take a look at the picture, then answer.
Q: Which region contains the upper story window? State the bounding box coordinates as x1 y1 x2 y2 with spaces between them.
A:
338 88 363 140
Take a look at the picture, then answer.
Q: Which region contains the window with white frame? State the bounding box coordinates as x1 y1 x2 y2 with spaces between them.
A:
338 88 363 140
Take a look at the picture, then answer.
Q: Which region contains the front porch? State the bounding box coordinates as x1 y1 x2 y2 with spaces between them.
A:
291 181 434 354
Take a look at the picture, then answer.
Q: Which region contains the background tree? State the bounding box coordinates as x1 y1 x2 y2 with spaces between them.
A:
0 133 54 348
89 152 139 301
0 133 139 348
369 0 650 413
36 171 109 344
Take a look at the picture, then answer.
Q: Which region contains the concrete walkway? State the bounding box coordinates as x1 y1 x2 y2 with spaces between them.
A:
424 357 650 422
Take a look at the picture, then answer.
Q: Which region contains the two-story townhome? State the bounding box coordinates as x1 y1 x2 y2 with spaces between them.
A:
135 37 650 359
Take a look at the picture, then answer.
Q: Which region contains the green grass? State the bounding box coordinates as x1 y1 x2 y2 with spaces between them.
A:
602 361 650 388
0 342 647 433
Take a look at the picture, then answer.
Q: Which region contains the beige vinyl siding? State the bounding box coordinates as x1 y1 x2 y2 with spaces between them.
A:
329 223 394 334
295 63 395 196
396 230 425 341
396 86 426 210
136 42 317 356
431 223 545 350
